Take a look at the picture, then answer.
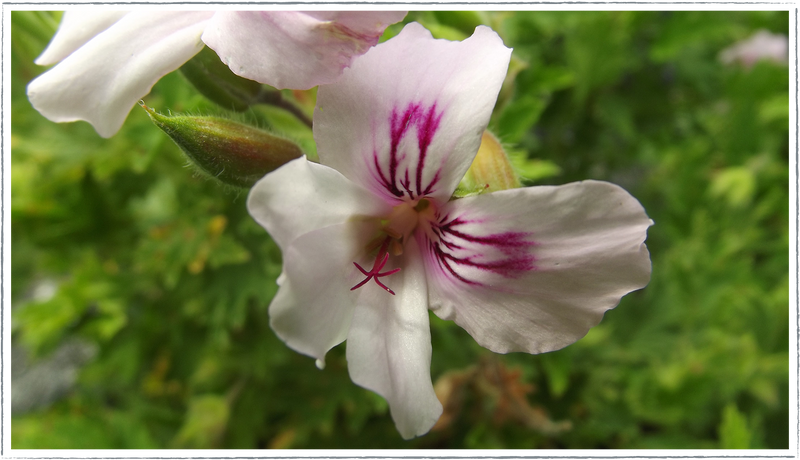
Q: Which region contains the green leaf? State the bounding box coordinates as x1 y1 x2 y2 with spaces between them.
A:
495 95 549 144
508 149 562 182
171 394 230 449
709 166 756 207
207 235 251 268
540 352 572 398
718 404 752 448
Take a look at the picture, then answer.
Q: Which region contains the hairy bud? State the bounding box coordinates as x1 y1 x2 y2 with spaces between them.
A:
141 103 303 188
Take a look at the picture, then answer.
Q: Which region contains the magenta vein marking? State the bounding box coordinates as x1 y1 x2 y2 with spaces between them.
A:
415 104 443 197
428 215 537 286
373 102 446 200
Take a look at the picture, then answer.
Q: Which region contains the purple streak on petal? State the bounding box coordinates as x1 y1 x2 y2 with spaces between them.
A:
373 148 392 192
440 251 535 277
371 102 446 200
422 170 441 196
415 104 443 196
425 213 537 286
328 22 382 51
401 169 412 198
440 217 534 256
426 239 479 285
439 237 464 252
388 104 420 198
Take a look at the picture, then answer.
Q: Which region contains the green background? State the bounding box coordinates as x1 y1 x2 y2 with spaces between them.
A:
10 10 790 449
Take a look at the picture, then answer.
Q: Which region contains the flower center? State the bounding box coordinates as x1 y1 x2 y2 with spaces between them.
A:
350 238 402 295
350 199 436 295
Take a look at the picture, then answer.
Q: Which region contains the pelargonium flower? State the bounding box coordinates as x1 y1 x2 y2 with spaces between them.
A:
26 10 406 137
719 29 789 68
247 23 652 439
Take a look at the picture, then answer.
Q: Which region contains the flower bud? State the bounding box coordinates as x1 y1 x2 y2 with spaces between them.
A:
456 131 520 197
141 102 303 188
179 46 262 112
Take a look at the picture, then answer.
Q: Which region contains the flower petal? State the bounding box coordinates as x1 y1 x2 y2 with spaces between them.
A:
27 11 213 137
346 238 443 439
422 180 653 354
315 22 511 205
247 157 391 253
35 11 129 65
269 221 380 368
201 11 406 90
719 29 789 68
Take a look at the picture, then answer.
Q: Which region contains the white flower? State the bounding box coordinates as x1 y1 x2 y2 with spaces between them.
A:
26 10 406 137
247 23 653 439
719 29 788 68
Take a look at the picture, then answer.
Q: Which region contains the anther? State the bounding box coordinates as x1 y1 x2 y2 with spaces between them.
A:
390 238 404 256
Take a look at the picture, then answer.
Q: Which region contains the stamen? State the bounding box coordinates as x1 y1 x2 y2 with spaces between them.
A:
351 239 402 295
364 234 386 253
390 238 404 256
384 227 403 239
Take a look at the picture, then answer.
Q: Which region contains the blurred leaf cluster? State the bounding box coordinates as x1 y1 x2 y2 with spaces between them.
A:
10 10 788 449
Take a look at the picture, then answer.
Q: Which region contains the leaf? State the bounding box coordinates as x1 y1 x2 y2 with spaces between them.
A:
709 166 756 207
207 235 251 268
718 404 752 448
495 95 549 144
508 149 561 182
171 394 230 449
540 352 571 398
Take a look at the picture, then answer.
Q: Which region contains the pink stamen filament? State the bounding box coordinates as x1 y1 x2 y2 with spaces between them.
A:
351 241 402 295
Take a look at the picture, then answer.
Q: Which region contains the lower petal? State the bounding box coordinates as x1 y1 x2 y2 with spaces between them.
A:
27 11 213 137
247 157 391 253
269 221 380 368
423 180 653 354
346 238 443 439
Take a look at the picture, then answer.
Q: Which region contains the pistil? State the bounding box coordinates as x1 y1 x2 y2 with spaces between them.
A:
351 238 402 295
350 198 437 296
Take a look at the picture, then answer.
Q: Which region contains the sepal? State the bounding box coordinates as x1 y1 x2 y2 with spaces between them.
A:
456 131 520 197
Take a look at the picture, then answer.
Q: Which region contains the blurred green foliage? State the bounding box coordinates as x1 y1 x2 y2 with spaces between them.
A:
10 10 789 449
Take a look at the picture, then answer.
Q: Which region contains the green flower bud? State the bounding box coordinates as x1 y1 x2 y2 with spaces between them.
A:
455 131 521 197
141 102 303 188
179 46 262 112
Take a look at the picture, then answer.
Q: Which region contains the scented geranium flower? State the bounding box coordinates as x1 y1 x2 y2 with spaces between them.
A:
719 29 788 68
27 10 406 137
247 23 652 439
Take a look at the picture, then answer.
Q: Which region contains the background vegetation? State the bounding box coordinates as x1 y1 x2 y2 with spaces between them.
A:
10 10 789 449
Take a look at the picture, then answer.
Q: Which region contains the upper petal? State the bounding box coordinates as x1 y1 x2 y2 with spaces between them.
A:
35 10 129 65
422 180 653 354
346 237 443 439
201 11 406 90
314 22 511 205
27 11 213 137
247 157 391 253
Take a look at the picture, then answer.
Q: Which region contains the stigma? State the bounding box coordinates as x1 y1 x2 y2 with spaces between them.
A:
351 238 401 295
350 198 437 295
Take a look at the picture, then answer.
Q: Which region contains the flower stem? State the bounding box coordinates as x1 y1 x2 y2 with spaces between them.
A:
256 88 313 129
